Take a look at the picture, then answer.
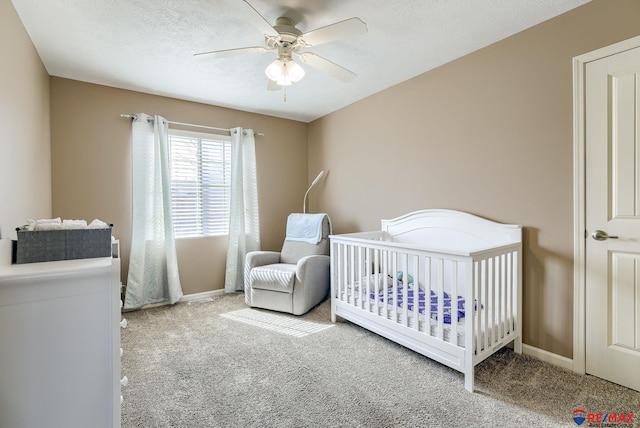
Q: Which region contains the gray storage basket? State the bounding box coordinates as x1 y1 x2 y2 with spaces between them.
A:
15 225 112 264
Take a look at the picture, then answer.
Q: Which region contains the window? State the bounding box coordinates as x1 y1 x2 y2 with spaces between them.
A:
168 129 231 238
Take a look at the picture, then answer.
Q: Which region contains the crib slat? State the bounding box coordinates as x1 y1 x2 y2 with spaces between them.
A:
392 252 398 321
436 258 444 341
344 245 355 304
515 249 522 339
365 246 370 309
490 257 495 346
336 244 348 301
496 255 504 342
498 255 503 340
401 253 408 327
375 250 389 317
483 259 494 350
500 254 506 339
473 260 480 355
362 246 367 309
450 260 458 345
491 257 497 346
465 258 476 373
507 252 512 333
356 246 361 308
333 242 338 300
349 244 355 304
362 247 368 310
481 259 489 350
412 254 419 332
503 252 508 333
507 253 517 331
424 256 432 336
476 260 487 354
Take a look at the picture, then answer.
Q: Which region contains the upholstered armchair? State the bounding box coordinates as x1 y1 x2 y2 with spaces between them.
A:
244 213 331 315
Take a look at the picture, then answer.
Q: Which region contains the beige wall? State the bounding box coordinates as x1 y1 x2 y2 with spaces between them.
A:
0 0 51 240
308 0 640 359
50 78 307 294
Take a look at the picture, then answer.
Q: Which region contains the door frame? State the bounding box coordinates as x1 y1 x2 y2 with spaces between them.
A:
573 34 640 375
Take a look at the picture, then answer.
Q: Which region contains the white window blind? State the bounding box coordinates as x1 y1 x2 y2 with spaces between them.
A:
168 130 231 238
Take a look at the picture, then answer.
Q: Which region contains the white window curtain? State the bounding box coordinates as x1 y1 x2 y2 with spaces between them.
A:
124 113 183 309
225 127 260 293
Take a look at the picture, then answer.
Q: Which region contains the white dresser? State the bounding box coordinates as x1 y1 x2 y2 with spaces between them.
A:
0 254 121 428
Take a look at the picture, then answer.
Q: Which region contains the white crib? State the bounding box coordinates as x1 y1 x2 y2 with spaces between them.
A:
330 209 522 392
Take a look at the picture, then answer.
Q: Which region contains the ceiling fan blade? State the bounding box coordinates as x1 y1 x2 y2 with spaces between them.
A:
298 52 356 83
224 0 279 38
299 17 367 47
267 79 281 91
193 46 267 58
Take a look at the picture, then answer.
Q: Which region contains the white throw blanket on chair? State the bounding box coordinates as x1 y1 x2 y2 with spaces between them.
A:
285 213 326 244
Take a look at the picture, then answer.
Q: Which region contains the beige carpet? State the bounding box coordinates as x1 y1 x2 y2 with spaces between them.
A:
120 293 639 427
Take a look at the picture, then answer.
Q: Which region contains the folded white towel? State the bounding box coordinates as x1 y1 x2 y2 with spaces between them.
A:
36 223 63 231
88 219 110 229
285 213 326 244
31 218 62 231
62 219 88 230
38 217 61 224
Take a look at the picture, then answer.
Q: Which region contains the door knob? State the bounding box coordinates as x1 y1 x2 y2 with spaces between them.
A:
591 230 619 241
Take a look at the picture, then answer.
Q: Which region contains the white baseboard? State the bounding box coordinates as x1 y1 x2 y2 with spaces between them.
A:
522 344 573 371
130 289 225 310
180 289 225 302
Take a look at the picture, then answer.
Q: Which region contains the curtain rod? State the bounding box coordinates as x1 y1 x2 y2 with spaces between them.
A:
120 114 264 137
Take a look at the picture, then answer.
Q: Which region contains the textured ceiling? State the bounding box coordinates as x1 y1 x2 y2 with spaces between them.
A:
11 0 590 123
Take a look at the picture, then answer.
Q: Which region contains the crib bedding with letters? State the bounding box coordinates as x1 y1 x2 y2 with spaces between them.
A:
330 209 522 392
366 274 471 321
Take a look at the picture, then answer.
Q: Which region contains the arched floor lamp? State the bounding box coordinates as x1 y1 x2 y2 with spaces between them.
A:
303 170 325 214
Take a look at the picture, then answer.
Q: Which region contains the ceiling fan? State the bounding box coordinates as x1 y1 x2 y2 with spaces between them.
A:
194 0 367 89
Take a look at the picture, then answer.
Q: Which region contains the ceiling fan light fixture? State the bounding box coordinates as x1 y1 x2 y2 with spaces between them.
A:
265 58 305 86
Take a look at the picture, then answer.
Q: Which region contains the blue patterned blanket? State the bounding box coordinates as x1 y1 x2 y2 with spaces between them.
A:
370 285 473 324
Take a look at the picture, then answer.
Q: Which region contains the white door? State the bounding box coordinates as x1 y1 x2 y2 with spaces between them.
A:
585 46 640 392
